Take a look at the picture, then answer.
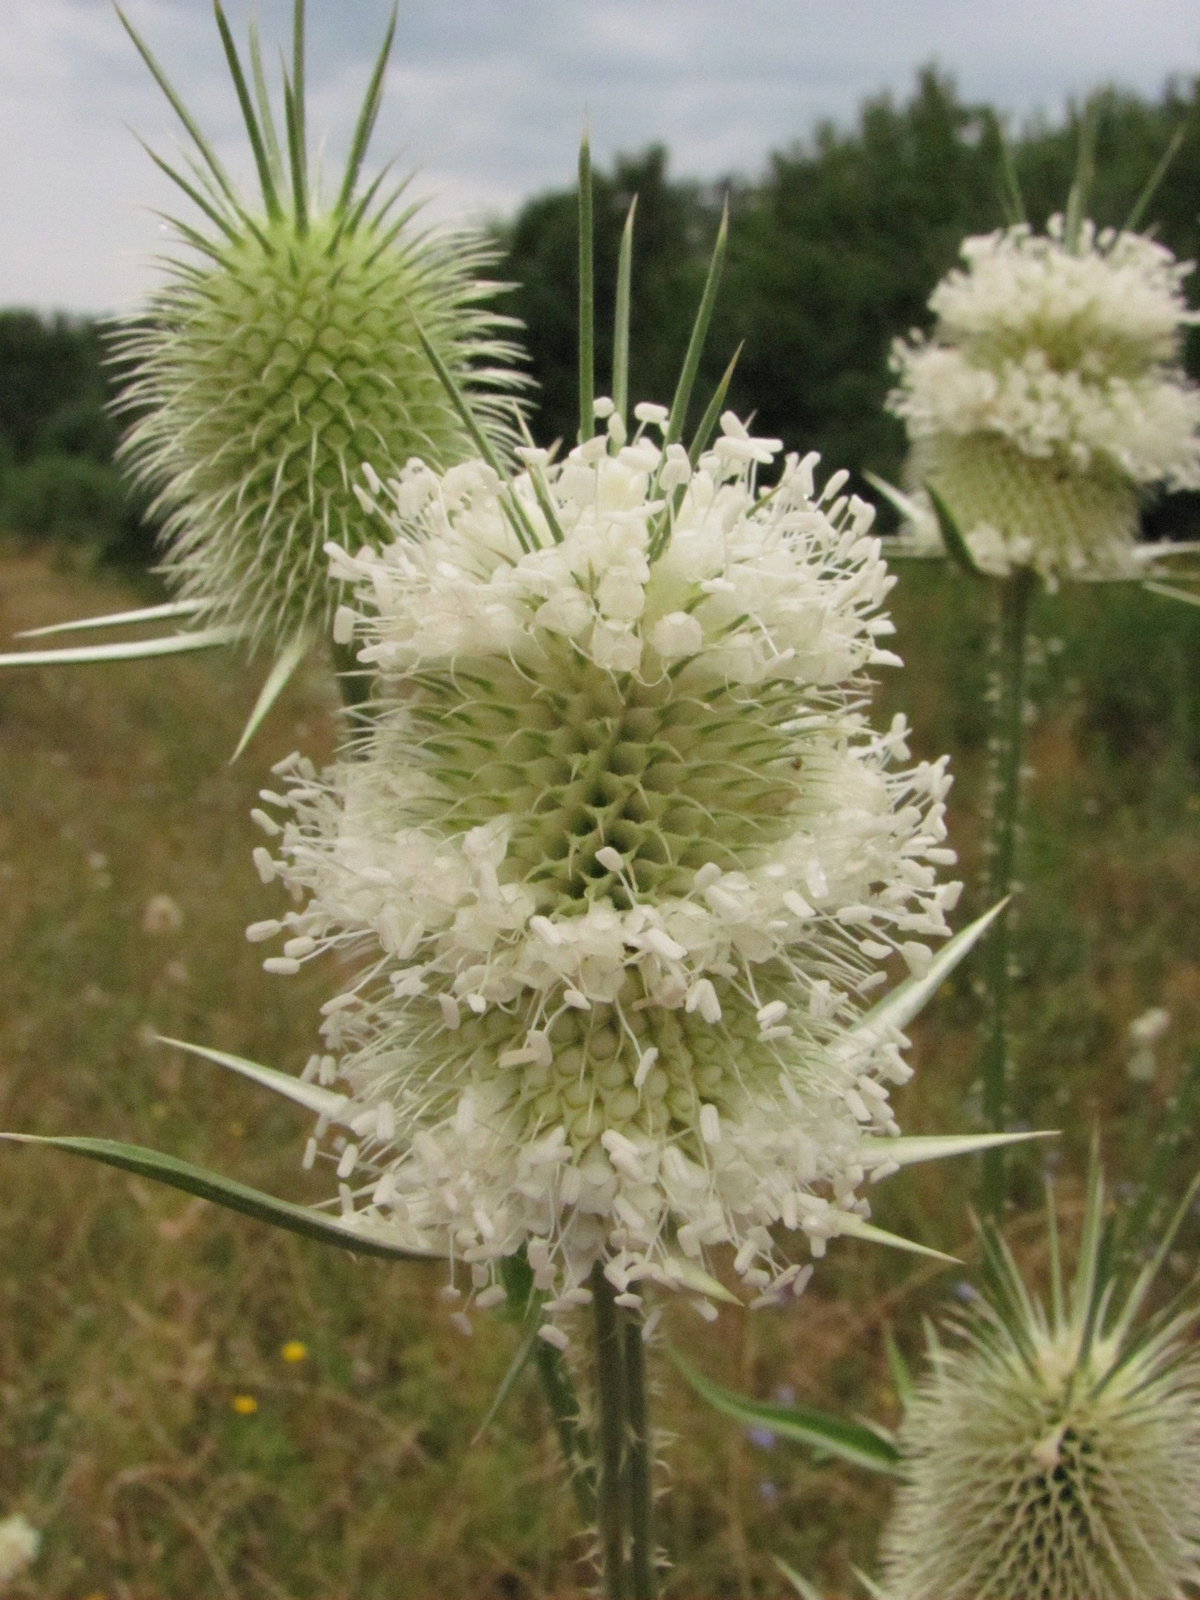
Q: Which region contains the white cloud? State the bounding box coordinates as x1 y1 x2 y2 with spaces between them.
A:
0 0 1196 312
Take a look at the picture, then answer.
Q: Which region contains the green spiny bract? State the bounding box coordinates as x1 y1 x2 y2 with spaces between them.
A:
110 1 524 654
881 1166 1200 1600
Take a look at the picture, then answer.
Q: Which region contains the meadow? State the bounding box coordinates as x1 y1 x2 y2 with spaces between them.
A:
2 537 1198 1599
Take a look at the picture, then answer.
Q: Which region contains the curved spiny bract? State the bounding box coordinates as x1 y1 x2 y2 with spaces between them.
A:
109 1 526 653
882 1171 1200 1600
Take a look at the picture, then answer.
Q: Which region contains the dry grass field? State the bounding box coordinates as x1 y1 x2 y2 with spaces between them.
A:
1 544 1198 1598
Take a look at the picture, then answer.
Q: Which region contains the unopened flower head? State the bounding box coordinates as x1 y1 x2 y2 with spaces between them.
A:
112 5 524 652
249 410 962 1315
881 1171 1200 1600
888 217 1200 582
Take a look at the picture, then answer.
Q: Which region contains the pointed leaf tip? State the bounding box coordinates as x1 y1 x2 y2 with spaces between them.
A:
156 1036 350 1121
670 1349 901 1474
230 632 309 762
0 1133 434 1261
834 1211 959 1265
853 898 1008 1039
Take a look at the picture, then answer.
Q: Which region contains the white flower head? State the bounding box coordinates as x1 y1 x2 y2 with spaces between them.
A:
0 1514 40 1584
888 217 1200 583
251 418 963 1310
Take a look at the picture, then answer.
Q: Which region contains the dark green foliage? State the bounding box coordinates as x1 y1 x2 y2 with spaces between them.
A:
500 71 1200 531
0 312 114 464
0 454 148 561
0 311 153 562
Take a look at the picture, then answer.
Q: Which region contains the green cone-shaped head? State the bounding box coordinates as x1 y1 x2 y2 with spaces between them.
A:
881 1170 1200 1599
111 1 525 651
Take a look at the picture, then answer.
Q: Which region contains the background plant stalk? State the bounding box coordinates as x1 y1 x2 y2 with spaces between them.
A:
980 565 1037 1216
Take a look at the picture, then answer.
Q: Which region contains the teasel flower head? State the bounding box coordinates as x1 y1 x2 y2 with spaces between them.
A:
881 1163 1200 1600
246 402 971 1325
110 1 524 657
887 215 1200 585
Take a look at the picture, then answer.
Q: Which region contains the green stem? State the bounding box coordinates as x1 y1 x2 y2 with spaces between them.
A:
980 566 1036 1217
592 1262 629 1599
332 639 371 710
533 1336 597 1525
623 1310 656 1599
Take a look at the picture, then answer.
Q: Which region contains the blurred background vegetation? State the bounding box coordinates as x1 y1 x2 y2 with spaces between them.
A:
2 67 1200 1599
4 71 1200 569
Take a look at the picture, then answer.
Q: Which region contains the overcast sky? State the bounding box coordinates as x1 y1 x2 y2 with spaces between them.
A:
2 0 1198 315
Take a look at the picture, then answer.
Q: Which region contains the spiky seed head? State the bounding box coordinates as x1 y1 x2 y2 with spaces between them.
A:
111 4 525 652
887 217 1200 583
881 1171 1200 1600
247 411 964 1322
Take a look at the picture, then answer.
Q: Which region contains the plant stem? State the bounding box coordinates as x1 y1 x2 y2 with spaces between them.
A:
533 1335 597 1525
623 1310 656 1599
980 566 1036 1218
591 1262 629 1598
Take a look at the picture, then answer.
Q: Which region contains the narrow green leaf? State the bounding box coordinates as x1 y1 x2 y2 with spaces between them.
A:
669 1260 740 1304
1143 579 1200 607
248 15 284 186
1064 94 1102 252
773 1556 825 1600
861 471 942 556
230 631 310 762
292 0 307 208
851 1566 890 1600
853 899 1007 1038
115 4 239 208
411 320 538 553
835 1212 958 1264
1126 121 1188 232
156 1037 349 1122
688 342 742 467
131 136 240 244
515 413 566 544
471 1323 540 1445
665 201 728 446
282 71 308 235
670 1350 901 1474
860 1129 1055 1169
212 0 281 220
995 117 1026 225
0 1134 434 1261
578 134 595 442
17 600 204 639
883 1328 914 1404
926 484 985 579
336 6 397 216
612 195 636 427
0 626 242 667
413 321 505 473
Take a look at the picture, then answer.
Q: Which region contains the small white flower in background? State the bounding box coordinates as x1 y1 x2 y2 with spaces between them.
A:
249 408 963 1324
888 217 1200 585
0 1514 40 1585
1127 1005 1171 1082
142 894 184 936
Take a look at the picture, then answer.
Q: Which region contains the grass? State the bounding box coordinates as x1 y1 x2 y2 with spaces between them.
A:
1 545 1199 1598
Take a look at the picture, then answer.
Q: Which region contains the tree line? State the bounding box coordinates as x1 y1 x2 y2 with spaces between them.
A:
3 68 1199 562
